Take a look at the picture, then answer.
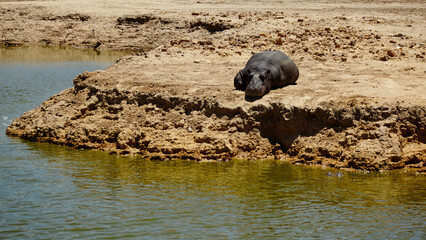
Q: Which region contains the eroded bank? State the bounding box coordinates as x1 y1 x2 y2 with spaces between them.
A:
3 0 426 171
6 48 425 171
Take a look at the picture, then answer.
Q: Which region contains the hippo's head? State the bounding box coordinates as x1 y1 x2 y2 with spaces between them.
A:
245 69 272 97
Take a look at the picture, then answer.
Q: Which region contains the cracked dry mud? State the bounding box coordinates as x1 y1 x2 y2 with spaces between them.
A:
2 0 425 172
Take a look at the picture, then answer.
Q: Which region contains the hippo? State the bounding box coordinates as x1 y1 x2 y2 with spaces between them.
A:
234 51 299 98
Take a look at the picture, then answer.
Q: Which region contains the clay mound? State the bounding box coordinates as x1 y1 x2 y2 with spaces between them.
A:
6 48 426 171
2 0 426 171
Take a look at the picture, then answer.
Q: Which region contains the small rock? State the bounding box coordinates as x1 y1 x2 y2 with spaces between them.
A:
326 172 344 178
387 49 396 57
313 51 325 56
93 41 101 49
198 40 213 45
393 33 405 38
180 38 191 43
380 56 389 61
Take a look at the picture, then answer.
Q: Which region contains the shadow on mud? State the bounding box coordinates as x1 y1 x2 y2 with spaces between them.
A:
244 95 264 102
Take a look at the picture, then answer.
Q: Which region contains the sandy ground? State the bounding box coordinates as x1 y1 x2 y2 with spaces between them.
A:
2 0 426 171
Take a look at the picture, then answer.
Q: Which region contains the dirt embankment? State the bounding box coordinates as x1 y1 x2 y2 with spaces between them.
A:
3 0 426 171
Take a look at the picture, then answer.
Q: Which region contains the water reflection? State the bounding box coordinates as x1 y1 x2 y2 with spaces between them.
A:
22 138 426 208
2 139 422 239
0 46 126 63
0 46 125 128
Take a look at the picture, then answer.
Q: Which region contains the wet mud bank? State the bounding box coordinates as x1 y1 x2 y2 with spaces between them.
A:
6 49 426 172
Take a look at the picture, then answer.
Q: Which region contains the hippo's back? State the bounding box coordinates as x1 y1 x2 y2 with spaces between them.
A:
245 51 289 69
246 51 299 88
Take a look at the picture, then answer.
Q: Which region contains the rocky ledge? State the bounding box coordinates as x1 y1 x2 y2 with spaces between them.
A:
6 48 426 172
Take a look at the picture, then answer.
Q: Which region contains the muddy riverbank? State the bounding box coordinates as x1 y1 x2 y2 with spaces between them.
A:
3 0 426 171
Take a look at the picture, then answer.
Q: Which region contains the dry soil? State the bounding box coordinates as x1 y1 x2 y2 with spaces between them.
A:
3 0 426 172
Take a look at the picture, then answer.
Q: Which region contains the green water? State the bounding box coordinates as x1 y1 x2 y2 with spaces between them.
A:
1 47 425 239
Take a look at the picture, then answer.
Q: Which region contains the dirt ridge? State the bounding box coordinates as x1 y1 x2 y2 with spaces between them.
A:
2 0 426 172
7 68 425 171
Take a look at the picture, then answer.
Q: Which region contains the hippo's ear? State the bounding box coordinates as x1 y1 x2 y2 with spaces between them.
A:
234 70 245 90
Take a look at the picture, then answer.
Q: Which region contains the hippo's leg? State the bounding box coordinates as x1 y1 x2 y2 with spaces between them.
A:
279 58 299 85
234 70 246 91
